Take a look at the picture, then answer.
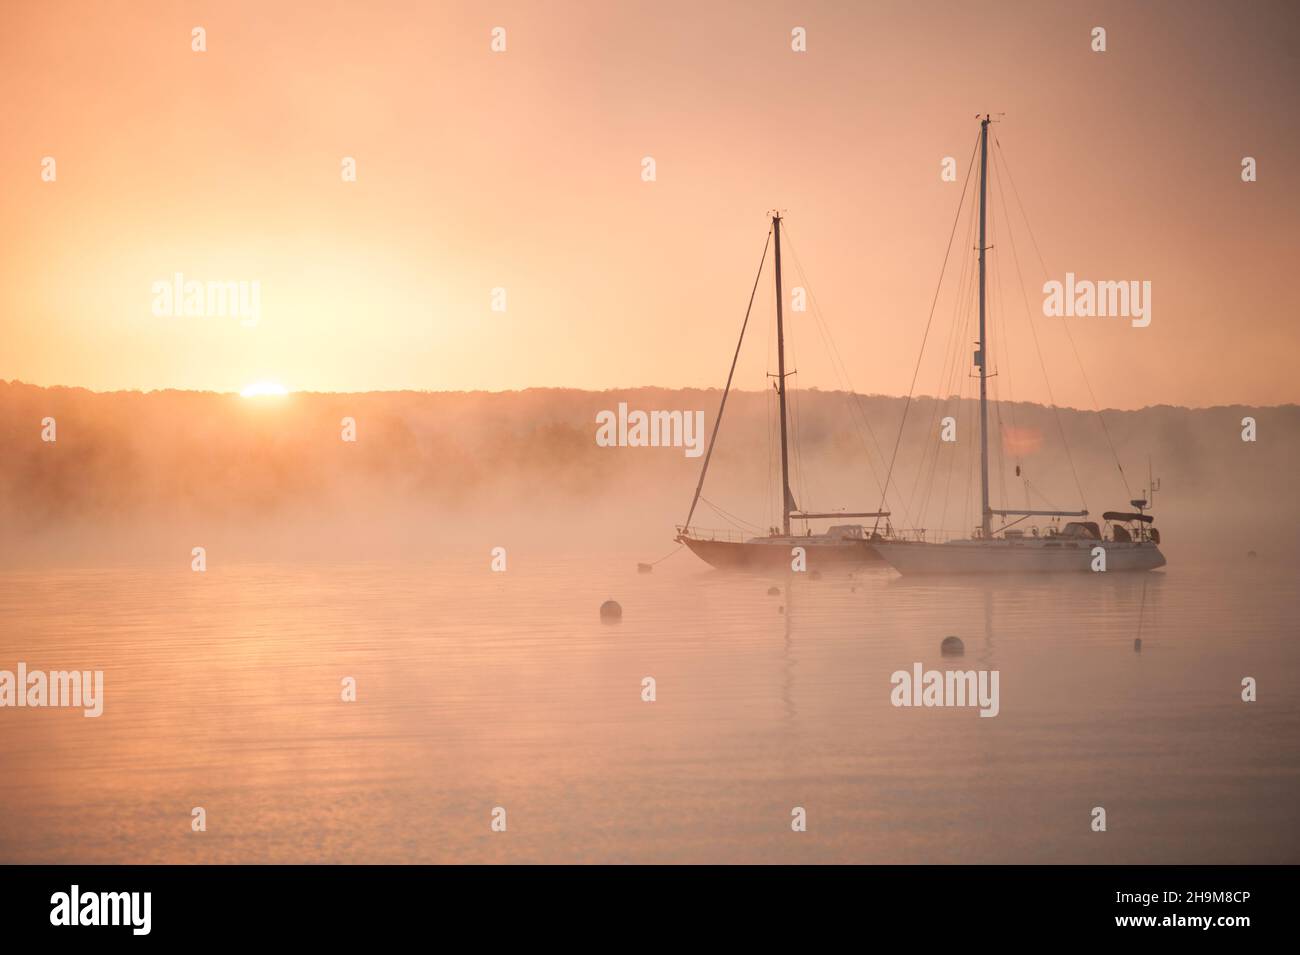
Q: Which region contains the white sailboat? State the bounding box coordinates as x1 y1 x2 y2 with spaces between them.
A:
871 116 1166 575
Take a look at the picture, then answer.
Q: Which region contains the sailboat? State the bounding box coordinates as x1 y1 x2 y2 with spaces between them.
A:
675 213 890 570
870 116 1166 575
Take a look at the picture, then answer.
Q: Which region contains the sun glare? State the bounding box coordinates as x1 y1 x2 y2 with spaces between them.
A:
239 381 289 398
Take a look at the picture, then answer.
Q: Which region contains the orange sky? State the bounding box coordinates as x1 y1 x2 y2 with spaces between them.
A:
1 0 1296 408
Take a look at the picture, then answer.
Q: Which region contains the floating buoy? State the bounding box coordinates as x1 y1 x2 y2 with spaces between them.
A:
599 599 623 622
767 586 780 596
809 570 823 580
940 635 964 656
1247 550 1257 559
1134 638 1142 652
636 562 653 574
778 606 785 614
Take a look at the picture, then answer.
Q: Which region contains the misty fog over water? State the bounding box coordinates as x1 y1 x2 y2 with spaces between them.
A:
2 382 1295 566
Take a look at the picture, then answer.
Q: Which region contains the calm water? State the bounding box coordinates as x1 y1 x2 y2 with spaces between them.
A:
1 554 1297 863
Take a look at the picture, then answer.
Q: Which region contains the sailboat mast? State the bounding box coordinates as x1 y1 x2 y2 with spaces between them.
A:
773 213 793 537
977 115 992 539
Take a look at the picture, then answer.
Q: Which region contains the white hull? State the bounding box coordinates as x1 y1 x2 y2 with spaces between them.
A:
872 538 1166 575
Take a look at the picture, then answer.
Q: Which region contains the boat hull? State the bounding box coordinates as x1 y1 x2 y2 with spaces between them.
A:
871 539 1166 575
679 535 883 570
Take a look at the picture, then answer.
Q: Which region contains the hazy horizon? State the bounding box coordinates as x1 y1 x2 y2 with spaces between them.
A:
7 378 1298 414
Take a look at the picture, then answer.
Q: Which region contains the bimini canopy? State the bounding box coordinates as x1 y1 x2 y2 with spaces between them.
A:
1103 511 1153 524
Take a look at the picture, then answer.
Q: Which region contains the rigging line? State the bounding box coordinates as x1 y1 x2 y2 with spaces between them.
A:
936 347 969 538
702 502 749 533
989 178 1015 514
988 159 1027 502
988 160 1021 462
797 292 902 522
996 237 1023 480
683 228 773 529
934 195 980 535
993 377 1008 509
783 236 917 532
874 128 983 534
966 381 979 534
910 176 978 521
937 374 964 539
915 288 965 523
807 307 898 517
989 141 1087 510
792 254 884 489
963 225 983 535
900 130 980 496
1023 479 1064 512
780 225 899 519
700 496 766 533
991 151 1085 512
995 136 1132 499
970 365 980 532
919 172 981 523
987 175 1005 511
987 161 1022 459
938 372 965 537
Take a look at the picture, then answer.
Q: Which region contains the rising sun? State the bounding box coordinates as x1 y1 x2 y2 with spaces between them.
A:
239 381 289 397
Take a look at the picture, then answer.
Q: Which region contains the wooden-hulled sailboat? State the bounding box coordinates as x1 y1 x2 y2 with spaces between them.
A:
870 117 1166 575
675 213 890 570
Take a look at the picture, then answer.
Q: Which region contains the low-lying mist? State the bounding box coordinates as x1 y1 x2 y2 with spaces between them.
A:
2 381 1295 568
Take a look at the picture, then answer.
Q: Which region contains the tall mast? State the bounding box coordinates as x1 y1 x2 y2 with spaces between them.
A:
973 118 1087 533
773 213 794 537
977 116 992 539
